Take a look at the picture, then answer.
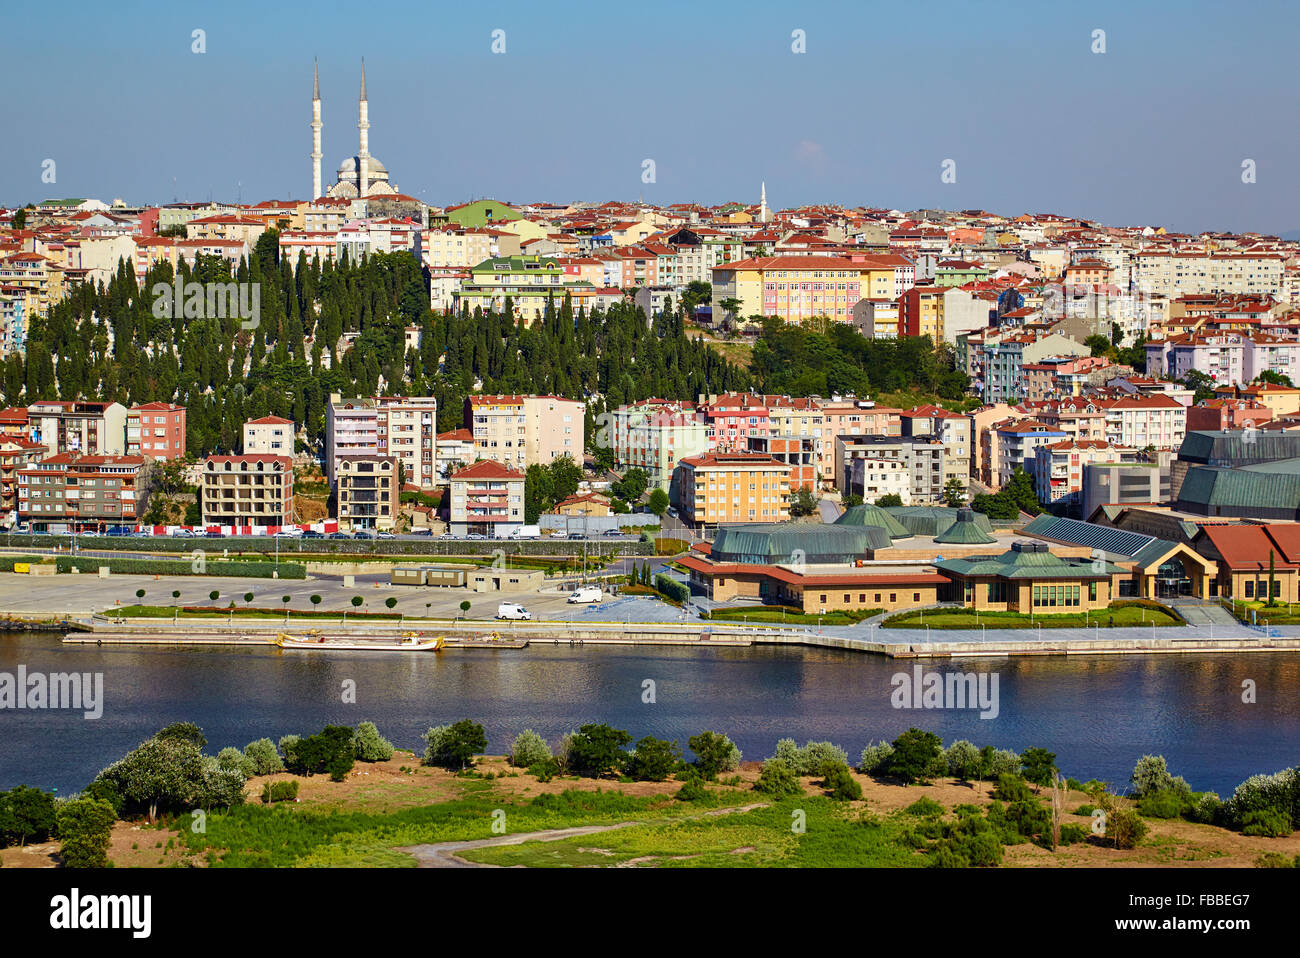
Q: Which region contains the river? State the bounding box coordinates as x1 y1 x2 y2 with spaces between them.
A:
2 631 1297 796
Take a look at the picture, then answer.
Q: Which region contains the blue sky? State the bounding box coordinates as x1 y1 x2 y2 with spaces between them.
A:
4 0 1297 235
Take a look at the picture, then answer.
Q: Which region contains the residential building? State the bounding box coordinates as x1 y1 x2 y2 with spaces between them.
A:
17 452 146 531
200 454 294 529
435 429 475 481
243 415 295 455
1030 440 1137 506
325 393 438 488
447 459 525 537
675 452 791 527
465 394 584 472
126 402 186 460
711 254 912 325
610 399 709 494
0 436 46 520
26 400 127 455
1081 461 1170 520
335 455 398 531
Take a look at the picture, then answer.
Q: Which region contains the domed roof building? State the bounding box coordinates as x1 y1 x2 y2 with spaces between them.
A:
311 59 400 200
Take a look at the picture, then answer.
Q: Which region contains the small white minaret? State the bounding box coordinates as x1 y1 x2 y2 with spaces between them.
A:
311 59 323 200
760 181 769 223
357 58 370 197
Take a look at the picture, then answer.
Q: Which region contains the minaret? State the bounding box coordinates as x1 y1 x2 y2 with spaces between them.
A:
311 59 323 200
760 181 769 223
357 58 370 197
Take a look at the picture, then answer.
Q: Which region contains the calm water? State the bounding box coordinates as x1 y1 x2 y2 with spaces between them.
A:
1 630 1297 796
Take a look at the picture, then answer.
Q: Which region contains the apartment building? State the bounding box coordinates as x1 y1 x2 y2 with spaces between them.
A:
711 254 912 325
833 434 953 503
0 436 46 519
325 394 438 488
1099 395 1187 450
200 454 294 528
844 455 911 504
816 399 901 488
675 452 791 527
981 333 1089 404
243 415 295 455
435 429 475 481
1132 251 1283 298
900 406 970 494
697 393 770 452
1148 332 1300 387
995 420 1069 487
27 400 127 456
125 402 186 460
335 455 398 531
1030 440 1136 506
1081 461 1170 520
610 400 709 493
447 459 525 538
465 394 584 472
17 452 146 531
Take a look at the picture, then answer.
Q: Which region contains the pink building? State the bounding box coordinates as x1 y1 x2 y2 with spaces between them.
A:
126 402 186 461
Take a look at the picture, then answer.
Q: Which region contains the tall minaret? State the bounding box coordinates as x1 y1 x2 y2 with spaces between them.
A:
760 181 769 223
310 59 323 200
357 58 370 197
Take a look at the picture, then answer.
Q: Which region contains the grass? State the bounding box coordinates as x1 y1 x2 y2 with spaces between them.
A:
460 798 924 868
881 601 1182 630
108 604 407 621
705 605 883 626
176 783 759 867
1224 599 1300 625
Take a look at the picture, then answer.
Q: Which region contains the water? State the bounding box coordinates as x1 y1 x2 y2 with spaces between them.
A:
2 630 1297 796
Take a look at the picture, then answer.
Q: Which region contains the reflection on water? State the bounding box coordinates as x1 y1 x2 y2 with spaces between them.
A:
1 632 1297 796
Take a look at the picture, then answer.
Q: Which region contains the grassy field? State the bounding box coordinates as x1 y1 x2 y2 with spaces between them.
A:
1225 600 1300 625
108 604 406 621
882 602 1182 630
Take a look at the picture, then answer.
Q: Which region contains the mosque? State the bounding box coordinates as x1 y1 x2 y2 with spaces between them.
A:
311 59 400 200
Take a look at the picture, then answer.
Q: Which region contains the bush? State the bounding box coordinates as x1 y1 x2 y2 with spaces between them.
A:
527 758 560 783
654 574 689 603
55 798 117 868
625 736 681 782
1019 748 1058 788
884 728 943 783
905 797 945 818
566 723 632 778
508 730 553 768
772 739 849 776
980 747 1023 781
278 735 301 769
1188 792 1222 825
286 725 356 781
57 556 306 579
858 740 895 773
675 778 709 802
687 731 741 779
0 785 57 848
944 740 982 781
259 780 299 804
1105 805 1148 849
195 757 249 809
821 761 862 801
1221 767 1300 832
1241 808 1293 837
1130 755 1191 798
83 780 125 818
554 731 577 773
1058 823 1090 845
242 738 284 776
754 759 803 798
1137 789 1190 820
422 720 488 771
993 774 1033 804
352 721 395 762
1255 852 1300 868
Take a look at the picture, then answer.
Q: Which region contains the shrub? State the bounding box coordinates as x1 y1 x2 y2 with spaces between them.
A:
1137 789 1190 820
687 731 741 779
508 730 553 768
0 785 57 848
278 735 301 769
980 747 1023 781
352 721 395 762
675 778 709 802
884 728 943 783
772 739 849 776
993 774 1033 804
527 758 560 783
1241 808 1293 837
217 746 255 778
83 780 125 818
259 780 299 804
1255 852 1300 868
55 798 117 868
944 740 982 781
242 738 284 776
1130 755 1190 798
1019 748 1058 788
654 574 689 603
858 741 895 773
625 736 681 782
1221 767 1300 832
905 797 946 818
194 757 249 809
754 759 803 798
285 726 356 781
821 761 862 801
553 731 577 773
1188 792 1222 825
422 720 488 771
1058 823 1090 845
566 723 632 778
1105 805 1148 849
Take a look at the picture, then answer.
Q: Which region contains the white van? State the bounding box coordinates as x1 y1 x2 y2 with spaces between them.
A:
496 603 533 620
567 586 603 604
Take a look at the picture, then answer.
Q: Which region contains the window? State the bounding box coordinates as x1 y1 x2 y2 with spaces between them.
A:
1245 580 1254 598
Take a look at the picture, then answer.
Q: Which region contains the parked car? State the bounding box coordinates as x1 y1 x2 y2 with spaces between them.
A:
496 603 533 621
466 533 487 540
439 532 455 540
302 530 324 539
171 529 196 538
602 529 624 537
375 531 396 539
410 528 433 536
667 506 678 518
274 530 301 539
328 532 351 540
352 530 375 540
567 532 585 540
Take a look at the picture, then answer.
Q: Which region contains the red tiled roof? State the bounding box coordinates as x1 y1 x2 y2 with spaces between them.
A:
451 459 524 480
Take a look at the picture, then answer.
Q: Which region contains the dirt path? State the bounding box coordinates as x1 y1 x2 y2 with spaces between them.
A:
397 802 769 868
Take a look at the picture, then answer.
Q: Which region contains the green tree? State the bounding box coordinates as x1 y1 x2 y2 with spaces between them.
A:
625 736 680 782
567 723 632 778
423 719 487 770
884 728 944 784
788 485 818 517
875 493 904 508
0 785 57 847
1020 747 1058 788
943 476 966 508
647 487 669 517
688 731 742 779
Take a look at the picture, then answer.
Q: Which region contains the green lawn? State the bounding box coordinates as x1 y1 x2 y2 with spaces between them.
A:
1224 600 1300 625
882 602 1181 630
706 606 883 626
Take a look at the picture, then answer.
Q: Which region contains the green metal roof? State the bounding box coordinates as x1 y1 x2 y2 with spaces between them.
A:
1021 514 1163 559
834 503 912 538
887 506 995 538
934 508 997 545
1176 461 1300 517
711 522 891 564
936 541 1123 579
1177 430 1300 465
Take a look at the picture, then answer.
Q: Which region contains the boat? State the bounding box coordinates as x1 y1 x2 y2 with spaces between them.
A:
275 630 444 652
